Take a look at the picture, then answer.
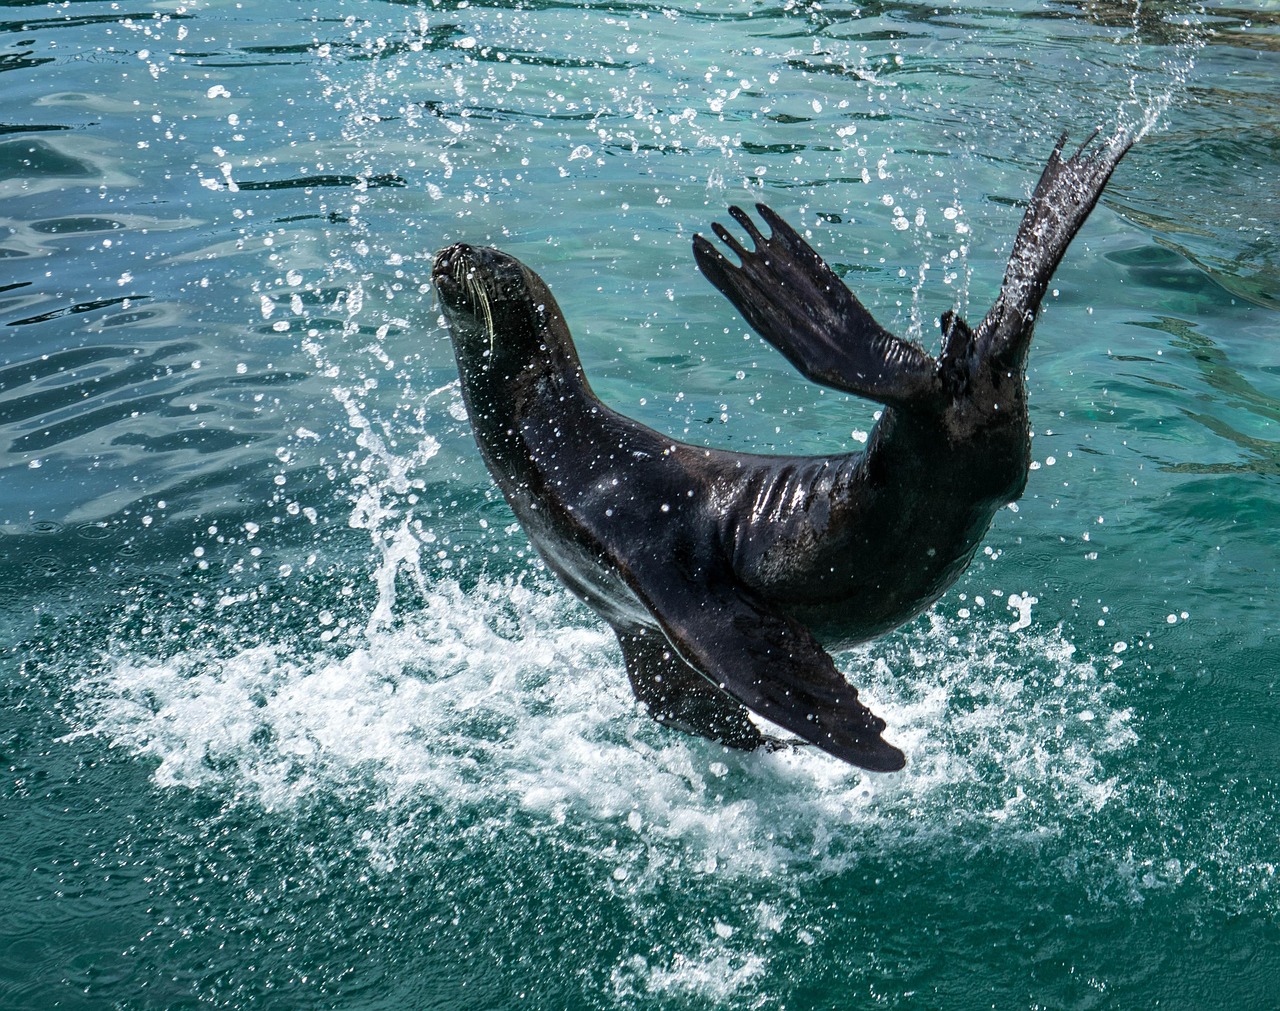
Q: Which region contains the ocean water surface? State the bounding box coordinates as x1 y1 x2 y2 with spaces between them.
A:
2 0 1277 1007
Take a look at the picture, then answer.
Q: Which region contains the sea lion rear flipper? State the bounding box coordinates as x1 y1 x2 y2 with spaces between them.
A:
630 571 905 772
693 204 939 409
615 626 766 750
979 129 1133 365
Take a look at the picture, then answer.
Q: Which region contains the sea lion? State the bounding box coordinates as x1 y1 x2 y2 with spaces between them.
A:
431 128 1133 772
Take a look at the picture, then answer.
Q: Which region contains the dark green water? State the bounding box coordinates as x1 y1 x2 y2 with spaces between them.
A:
2 0 1277 1007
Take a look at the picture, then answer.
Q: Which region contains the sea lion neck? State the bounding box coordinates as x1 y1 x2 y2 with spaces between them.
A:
433 243 594 471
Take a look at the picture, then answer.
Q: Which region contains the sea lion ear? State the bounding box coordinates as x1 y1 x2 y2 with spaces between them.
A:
693 205 942 411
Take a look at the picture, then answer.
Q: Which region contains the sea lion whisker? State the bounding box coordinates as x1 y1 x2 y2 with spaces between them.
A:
452 257 496 354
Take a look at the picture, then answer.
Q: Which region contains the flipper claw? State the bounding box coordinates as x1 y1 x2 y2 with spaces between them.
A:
728 204 767 246
711 220 750 260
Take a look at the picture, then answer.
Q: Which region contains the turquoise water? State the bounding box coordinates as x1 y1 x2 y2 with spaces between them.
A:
2 0 1277 1006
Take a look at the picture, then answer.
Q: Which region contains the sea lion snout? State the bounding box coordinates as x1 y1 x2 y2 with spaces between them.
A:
433 243 529 317
431 242 478 310
432 242 468 276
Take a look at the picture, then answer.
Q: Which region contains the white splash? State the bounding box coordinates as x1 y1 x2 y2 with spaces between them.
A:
74 577 1136 871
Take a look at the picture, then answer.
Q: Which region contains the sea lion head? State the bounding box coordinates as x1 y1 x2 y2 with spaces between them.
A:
432 243 568 370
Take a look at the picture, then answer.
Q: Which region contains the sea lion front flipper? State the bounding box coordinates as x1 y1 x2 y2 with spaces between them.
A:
630 569 905 772
615 626 766 750
693 204 940 409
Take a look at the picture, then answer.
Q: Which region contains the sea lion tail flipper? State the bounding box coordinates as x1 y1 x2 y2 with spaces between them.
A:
980 128 1134 366
615 626 766 750
631 575 904 772
693 205 940 409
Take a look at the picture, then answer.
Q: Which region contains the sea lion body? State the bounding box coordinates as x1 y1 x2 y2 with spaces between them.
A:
432 130 1133 771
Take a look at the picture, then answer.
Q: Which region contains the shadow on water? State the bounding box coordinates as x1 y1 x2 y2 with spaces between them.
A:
1129 315 1280 476
0 135 97 179
5 294 149 327
1112 126 1279 310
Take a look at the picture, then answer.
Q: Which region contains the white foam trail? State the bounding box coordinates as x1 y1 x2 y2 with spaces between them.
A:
74 578 1135 864
613 947 766 1004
